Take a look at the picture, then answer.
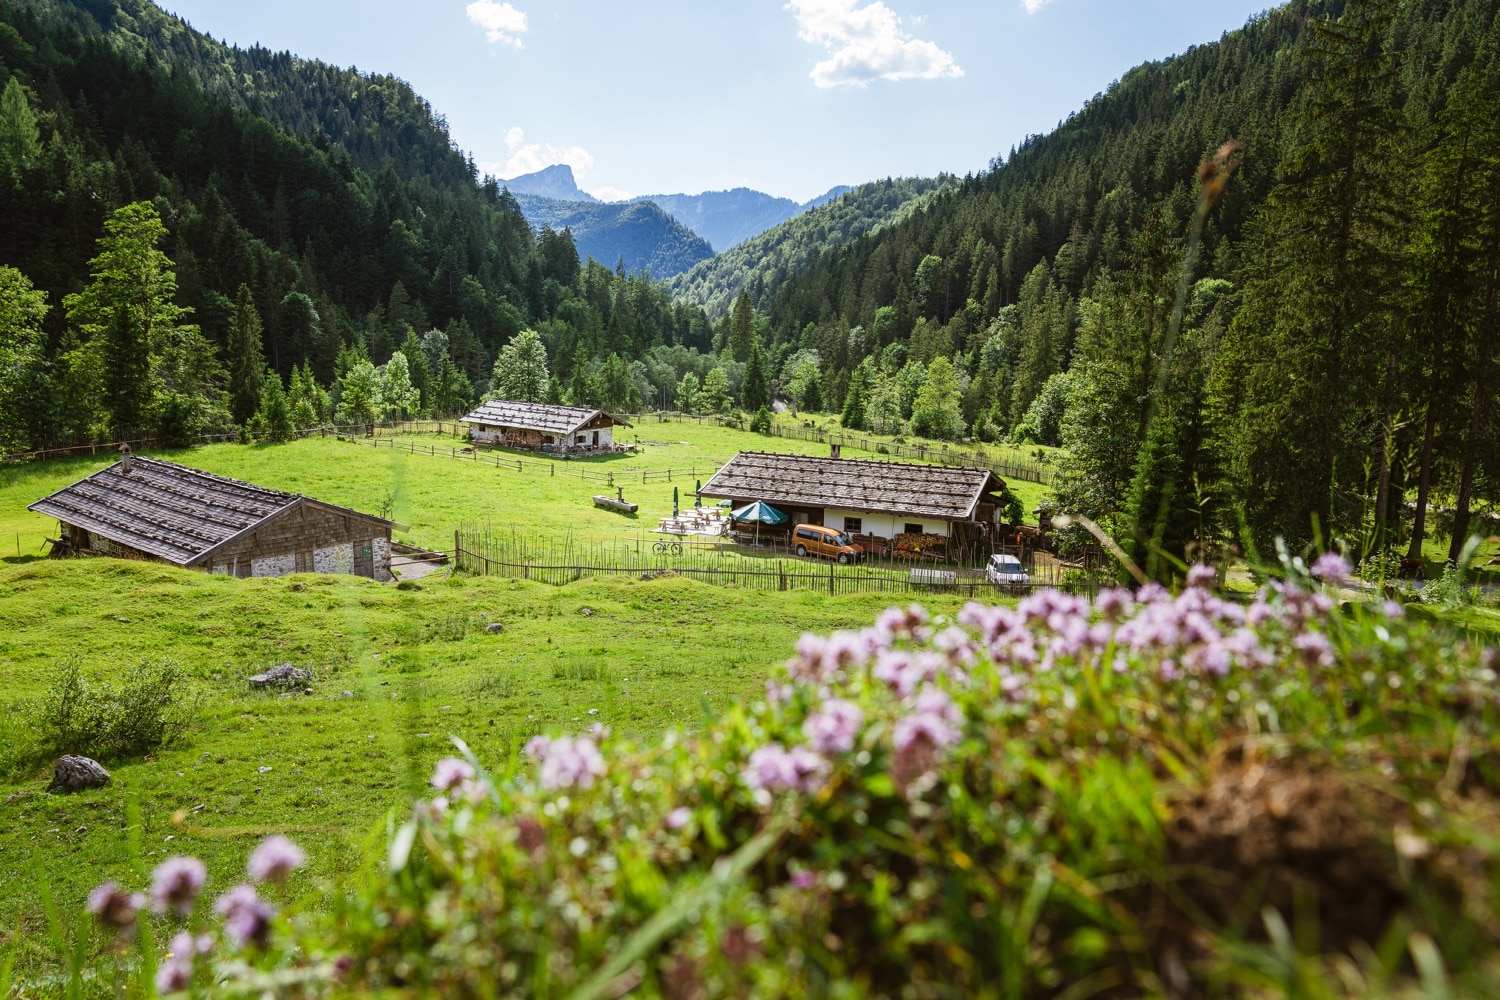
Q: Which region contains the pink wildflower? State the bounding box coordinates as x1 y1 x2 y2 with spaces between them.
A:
1293 631 1336 668
87 882 144 933
430 756 475 792
1311 552 1352 584
214 884 274 949
742 743 828 794
893 686 962 752
666 807 693 830
802 699 865 755
535 736 607 790
247 835 305 883
151 856 207 917
1186 564 1217 589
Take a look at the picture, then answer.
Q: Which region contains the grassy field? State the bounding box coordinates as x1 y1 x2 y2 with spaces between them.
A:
0 558 975 976
1 420 1054 560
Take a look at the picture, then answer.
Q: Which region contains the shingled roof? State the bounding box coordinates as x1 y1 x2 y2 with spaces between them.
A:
460 400 631 435
699 452 1007 521
28 457 391 567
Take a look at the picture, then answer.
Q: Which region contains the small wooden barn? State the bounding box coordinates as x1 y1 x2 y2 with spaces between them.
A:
460 401 630 455
29 455 395 581
699 451 1010 559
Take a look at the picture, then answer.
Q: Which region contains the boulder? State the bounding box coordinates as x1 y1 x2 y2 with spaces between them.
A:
49 755 110 793
249 664 312 689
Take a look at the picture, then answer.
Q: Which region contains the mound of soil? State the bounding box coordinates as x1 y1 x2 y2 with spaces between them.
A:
1166 759 1405 954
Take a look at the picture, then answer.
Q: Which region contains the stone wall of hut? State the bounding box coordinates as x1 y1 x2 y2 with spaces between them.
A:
206 504 392 581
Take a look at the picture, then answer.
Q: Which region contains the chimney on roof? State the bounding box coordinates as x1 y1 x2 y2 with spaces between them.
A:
830 443 842 460
118 443 133 474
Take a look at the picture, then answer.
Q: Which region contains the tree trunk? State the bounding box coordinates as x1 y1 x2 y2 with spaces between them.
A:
1405 403 1437 561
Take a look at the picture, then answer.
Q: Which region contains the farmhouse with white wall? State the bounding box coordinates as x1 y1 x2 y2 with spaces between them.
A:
460 400 630 455
699 451 1010 557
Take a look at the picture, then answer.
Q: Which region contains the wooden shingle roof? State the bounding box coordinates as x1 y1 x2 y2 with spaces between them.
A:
28 457 390 567
699 452 1006 521
460 400 631 435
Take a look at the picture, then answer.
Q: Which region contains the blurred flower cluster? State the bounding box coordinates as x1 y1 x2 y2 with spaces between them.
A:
87 561 1500 997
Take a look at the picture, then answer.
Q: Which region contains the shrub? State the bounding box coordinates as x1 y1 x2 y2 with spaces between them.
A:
31 658 198 763
750 406 773 433
229 566 1498 997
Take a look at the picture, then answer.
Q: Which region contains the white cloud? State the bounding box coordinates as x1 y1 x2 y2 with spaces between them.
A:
496 127 595 180
590 186 635 203
1021 0 1055 12
785 0 962 89
466 1 528 47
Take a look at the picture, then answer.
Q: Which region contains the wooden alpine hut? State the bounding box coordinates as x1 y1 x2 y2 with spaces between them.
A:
29 453 395 580
460 400 630 455
699 450 1010 561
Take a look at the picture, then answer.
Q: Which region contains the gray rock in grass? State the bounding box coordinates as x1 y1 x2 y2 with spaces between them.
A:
248 664 312 689
49 755 111 793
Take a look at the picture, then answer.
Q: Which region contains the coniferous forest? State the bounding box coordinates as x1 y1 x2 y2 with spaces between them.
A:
1 0 1498 575
761 0 1500 570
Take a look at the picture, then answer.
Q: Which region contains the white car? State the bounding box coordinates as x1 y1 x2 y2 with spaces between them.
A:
985 553 1030 589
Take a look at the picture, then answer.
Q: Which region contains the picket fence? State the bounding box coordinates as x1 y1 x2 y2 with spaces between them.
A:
452 527 1104 599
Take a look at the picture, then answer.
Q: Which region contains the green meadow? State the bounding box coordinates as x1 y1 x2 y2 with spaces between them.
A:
0 422 1002 978
1 418 1054 558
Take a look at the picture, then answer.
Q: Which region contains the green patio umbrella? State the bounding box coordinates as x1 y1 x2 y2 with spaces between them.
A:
673 486 679 518
730 501 789 524
731 501 788 548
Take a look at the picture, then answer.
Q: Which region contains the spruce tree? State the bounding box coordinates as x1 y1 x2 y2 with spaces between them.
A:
742 340 769 411
227 284 265 425
728 291 755 362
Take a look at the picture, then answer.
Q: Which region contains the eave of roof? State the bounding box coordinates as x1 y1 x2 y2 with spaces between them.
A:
698 451 1005 521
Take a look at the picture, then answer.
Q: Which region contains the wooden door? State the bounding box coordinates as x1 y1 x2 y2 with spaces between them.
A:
353 541 373 578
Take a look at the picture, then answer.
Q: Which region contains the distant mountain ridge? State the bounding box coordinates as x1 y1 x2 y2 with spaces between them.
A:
510 193 714 278
665 176 956 318
501 164 598 203
630 186 853 252
501 165 858 279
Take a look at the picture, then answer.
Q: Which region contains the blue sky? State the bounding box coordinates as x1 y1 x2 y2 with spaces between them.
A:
159 1 1271 203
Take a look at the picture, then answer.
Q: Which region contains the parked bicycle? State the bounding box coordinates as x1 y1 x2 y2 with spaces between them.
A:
652 538 683 556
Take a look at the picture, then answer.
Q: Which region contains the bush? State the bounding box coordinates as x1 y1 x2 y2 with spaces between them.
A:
750 406 773 434
30 658 198 763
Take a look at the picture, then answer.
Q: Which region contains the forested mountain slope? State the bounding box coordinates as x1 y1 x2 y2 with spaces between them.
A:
667 176 955 319
760 0 1500 569
0 0 714 453
510 193 716 278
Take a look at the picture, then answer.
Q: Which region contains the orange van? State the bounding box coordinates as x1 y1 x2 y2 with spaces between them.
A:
791 524 863 564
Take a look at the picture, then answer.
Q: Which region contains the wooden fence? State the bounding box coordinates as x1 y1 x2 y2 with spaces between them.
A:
452 526 1105 598
621 411 1055 486
324 431 720 486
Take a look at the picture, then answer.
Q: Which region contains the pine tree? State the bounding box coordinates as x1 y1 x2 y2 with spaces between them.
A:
227 284 265 425
0 77 41 191
1213 0 1405 547
64 202 190 437
256 373 295 442
0 265 50 454
728 291 755 362
840 359 871 431
742 340 769 411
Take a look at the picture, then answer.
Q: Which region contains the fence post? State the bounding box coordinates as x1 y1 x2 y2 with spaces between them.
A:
829 561 835 596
